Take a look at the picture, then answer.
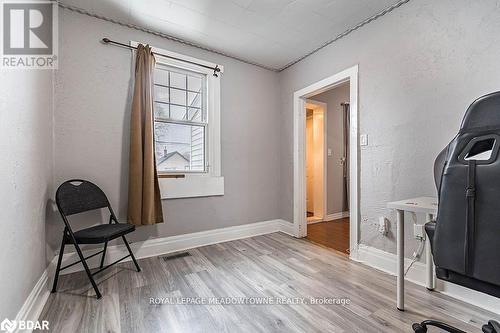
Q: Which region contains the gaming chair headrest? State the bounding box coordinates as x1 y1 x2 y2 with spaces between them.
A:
460 91 500 130
433 91 500 191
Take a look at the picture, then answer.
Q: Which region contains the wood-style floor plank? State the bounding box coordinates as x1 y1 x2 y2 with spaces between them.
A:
307 218 350 254
37 232 499 333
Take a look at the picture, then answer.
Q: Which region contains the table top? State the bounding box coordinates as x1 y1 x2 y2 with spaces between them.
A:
387 196 438 214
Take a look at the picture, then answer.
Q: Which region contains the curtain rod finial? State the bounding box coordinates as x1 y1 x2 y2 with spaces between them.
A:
213 65 221 77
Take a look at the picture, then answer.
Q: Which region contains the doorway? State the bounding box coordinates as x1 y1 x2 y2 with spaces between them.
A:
306 85 350 254
292 65 359 258
305 100 326 224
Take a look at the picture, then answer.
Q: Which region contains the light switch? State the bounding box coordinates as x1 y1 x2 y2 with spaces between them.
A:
360 134 368 146
327 148 333 157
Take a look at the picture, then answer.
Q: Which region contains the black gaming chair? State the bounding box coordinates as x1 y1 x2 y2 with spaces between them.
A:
413 92 500 333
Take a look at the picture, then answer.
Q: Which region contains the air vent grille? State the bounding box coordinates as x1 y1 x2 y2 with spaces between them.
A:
159 252 191 261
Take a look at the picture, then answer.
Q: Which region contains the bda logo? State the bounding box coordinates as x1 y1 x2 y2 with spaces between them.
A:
0 319 16 333
0 318 49 332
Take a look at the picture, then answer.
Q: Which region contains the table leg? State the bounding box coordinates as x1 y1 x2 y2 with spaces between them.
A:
396 209 404 311
425 213 435 290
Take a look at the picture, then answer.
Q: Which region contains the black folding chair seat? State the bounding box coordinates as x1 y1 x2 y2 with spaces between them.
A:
72 223 135 244
51 179 141 299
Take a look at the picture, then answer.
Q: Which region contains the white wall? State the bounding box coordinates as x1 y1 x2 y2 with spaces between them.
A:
48 8 281 255
0 70 53 319
312 83 350 216
279 0 500 256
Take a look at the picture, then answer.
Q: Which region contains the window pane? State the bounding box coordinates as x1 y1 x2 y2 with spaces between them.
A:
170 71 186 89
188 76 202 92
170 105 187 120
155 122 205 172
155 64 207 124
188 91 201 108
170 88 186 106
154 85 169 104
154 102 169 118
155 68 169 86
188 107 202 122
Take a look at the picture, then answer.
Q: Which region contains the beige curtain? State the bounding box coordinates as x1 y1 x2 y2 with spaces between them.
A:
128 44 164 226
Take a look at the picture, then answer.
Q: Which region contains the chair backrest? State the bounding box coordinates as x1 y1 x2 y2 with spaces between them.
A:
432 91 500 297
56 179 110 217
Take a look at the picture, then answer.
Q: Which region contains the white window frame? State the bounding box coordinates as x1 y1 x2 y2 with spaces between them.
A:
131 41 224 199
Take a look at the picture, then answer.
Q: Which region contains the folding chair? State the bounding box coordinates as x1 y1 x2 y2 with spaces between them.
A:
51 179 141 299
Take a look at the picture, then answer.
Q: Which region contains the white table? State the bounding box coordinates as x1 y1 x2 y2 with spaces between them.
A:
387 196 438 311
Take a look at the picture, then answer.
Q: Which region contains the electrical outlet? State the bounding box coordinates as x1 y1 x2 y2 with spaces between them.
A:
378 217 388 235
413 224 425 240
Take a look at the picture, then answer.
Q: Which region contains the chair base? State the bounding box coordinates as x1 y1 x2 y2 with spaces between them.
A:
51 234 141 299
412 320 499 333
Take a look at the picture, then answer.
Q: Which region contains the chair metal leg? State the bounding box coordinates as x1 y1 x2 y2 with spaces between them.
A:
73 243 102 299
51 236 66 293
100 241 108 269
122 236 141 272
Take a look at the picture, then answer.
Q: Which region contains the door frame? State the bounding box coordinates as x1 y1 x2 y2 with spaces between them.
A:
305 99 327 222
293 65 359 256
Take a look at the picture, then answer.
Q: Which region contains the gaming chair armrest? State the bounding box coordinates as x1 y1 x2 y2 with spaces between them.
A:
425 221 436 251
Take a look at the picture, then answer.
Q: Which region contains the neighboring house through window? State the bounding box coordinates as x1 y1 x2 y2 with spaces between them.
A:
157 151 190 171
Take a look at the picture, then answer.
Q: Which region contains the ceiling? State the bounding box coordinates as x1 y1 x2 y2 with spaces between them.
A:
61 0 404 70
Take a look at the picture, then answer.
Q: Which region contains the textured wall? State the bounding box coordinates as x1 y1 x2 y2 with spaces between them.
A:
48 9 281 255
0 70 53 319
312 83 350 216
278 0 500 256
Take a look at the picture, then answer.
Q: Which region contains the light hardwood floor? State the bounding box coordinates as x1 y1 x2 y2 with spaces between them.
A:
37 232 499 333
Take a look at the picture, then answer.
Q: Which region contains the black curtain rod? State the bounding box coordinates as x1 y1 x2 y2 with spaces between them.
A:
101 37 221 77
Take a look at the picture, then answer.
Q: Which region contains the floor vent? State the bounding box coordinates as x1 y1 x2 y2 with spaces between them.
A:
159 252 191 261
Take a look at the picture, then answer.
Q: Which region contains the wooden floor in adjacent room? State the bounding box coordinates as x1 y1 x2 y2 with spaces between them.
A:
307 217 350 254
37 232 498 333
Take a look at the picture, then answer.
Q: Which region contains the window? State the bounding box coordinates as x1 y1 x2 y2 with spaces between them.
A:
132 41 224 199
154 65 207 173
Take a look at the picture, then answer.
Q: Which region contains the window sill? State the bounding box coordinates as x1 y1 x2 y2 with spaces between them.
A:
158 176 224 199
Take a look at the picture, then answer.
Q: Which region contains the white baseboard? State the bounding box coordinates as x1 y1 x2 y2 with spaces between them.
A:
53 219 294 275
324 211 349 221
276 219 295 236
352 244 500 314
307 211 350 224
307 217 323 224
13 270 50 333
